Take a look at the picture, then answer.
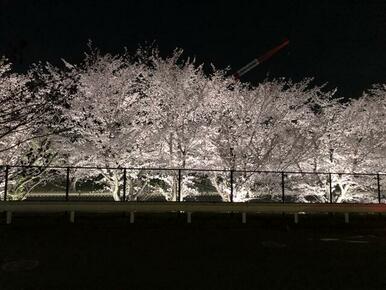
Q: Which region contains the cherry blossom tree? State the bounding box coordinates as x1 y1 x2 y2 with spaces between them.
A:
327 86 386 202
2 45 383 203
206 76 333 201
141 49 215 200
48 48 157 201
294 84 386 203
0 57 70 200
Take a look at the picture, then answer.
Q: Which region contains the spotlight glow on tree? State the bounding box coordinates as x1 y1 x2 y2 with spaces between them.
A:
0 47 384 202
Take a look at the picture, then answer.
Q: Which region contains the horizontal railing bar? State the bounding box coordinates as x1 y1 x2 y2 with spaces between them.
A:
0 164 384 176
235 170 383 176
1 201 386 213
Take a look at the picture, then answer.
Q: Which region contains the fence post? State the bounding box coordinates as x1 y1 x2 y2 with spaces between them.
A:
177 169 181 202
281 172 285 203
329 173 333 203
4 165 9 201
122 168 127 202
65 167 70 201
377 173 381 204
230 170 234 202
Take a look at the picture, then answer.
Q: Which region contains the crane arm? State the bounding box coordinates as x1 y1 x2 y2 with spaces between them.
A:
234 38 289 79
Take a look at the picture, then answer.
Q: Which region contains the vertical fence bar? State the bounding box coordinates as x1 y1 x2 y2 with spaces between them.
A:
281 172 285 203
65 167 70 201
329 173 333 203
377 173 381 204
230 170 234 203
177 169 181 202
122 168 127 202
3 165 9 201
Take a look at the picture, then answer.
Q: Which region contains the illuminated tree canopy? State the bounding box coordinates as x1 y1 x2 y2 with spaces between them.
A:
0 48 384 202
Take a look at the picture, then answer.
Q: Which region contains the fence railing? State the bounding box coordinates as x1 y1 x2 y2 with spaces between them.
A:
0 165 385 203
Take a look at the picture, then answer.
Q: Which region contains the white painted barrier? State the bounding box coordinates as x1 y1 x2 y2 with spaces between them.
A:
242 212 247 224
1 202 385 224
70 211 75 223
345 213 350 224
6 211 12 224
294 213 299 224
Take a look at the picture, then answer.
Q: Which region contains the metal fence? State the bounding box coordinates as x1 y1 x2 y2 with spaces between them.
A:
0 165 385 203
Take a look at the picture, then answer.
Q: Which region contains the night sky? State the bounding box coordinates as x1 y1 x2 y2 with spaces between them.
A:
1 0 385 97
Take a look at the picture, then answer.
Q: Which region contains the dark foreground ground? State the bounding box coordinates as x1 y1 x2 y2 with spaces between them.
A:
1 213 386 290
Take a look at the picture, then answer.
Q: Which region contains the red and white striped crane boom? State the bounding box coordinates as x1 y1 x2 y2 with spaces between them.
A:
234 38 289 79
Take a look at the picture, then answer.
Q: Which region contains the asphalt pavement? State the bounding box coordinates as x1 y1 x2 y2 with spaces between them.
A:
1 213 386 290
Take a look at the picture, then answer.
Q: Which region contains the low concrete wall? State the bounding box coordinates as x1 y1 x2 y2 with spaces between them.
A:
1 201 386 214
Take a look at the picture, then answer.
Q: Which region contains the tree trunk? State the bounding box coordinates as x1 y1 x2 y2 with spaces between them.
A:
336 182 350 203
111 172 120 201
210 174 230 202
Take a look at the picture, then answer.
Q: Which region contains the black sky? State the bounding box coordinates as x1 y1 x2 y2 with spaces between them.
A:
1 0 385 97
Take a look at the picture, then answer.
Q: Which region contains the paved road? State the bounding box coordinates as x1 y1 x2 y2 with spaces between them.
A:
1 213 386 289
